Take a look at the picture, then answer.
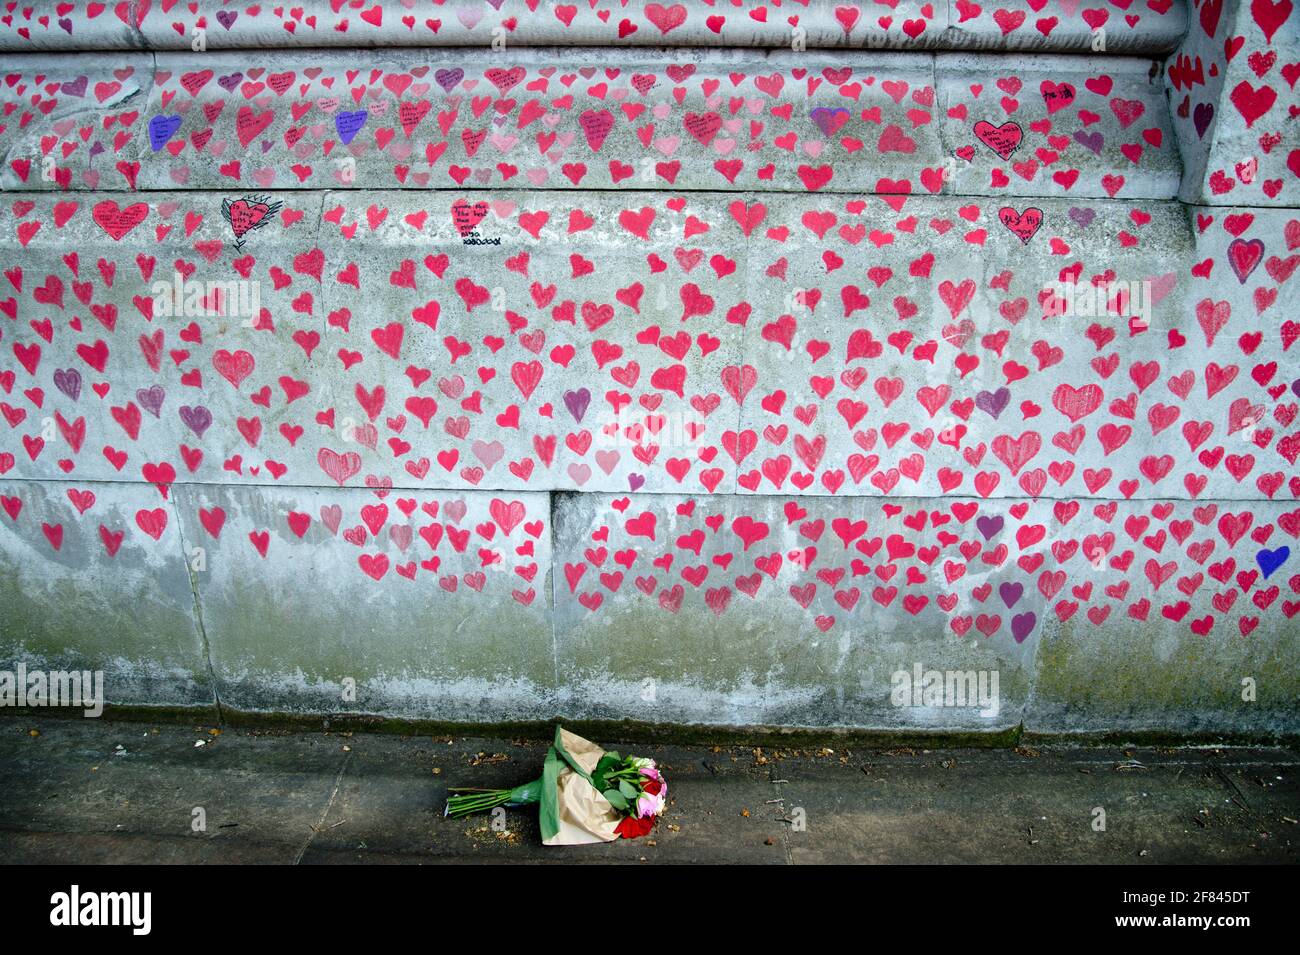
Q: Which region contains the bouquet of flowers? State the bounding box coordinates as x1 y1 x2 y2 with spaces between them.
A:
444 726 667 844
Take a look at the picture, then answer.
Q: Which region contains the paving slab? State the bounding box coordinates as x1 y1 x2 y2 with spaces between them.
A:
0 720 348 863
1 719 1295 864
781 745 1300 863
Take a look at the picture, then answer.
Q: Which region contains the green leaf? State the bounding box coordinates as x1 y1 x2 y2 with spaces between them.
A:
619 779 639 800
603 789 629 811
540 746 562 842
592 754 620 789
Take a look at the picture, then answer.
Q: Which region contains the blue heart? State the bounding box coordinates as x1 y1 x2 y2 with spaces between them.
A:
334 110 368 145
1256 546 1290 579
147 115 182 152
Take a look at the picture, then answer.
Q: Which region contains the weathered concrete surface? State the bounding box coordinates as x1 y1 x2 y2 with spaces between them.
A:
1166 0 1299 208
173 483 554 720
1027 498 1300 735
0 1 1189 54
0 0 1295 739
310 187 753 497
2 192 1293 497
2 481 1293 732
0 190 328 488
552 492 1036 732
936 53 1180 200
2 49 1180 197
553 493 1299 733
0 54 154 192
0 721 1294 863
0 480 212 707
0 187 1296 729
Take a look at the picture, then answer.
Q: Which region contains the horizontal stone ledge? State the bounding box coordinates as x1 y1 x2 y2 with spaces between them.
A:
0 1 1189 55
1 48 1179 198
2 191 1294 499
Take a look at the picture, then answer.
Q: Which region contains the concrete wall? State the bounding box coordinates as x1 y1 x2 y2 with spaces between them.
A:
0 0 1296 737
1166 0 1298 207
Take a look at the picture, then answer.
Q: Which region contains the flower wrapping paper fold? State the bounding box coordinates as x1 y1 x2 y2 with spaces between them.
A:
541 728 623 846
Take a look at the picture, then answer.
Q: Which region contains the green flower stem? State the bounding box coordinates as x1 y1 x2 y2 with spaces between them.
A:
444 777 544 819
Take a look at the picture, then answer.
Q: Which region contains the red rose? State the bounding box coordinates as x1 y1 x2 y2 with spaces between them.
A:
615 815 655 839
643 778 663 796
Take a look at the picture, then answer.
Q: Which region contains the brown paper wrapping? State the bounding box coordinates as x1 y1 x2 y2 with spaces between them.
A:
543 728 623 846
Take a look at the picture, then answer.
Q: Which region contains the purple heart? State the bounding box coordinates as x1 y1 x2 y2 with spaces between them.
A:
53 368 81 401
89 142 105 157
58 17 73 33
1011 612 1037 644
61 76 87 97
1068 207 1095 228
216 9 238 29
136 385 165 418
1073 129 1103 155
1193 101 1214 139
974 387 1009 419
217 72 244 93
999 581 1024 609
335 110 368 145
435 68 465 93
148 115 182 152
1291 378 1299 399
483 0 508 8
563 388 591 423
628 473 645 492
1227 237 1264 284
976 515 1004 540
810 107 850 137
179 405 212 437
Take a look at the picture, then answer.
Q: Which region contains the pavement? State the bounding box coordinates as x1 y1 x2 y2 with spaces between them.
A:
0 718 1297 864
